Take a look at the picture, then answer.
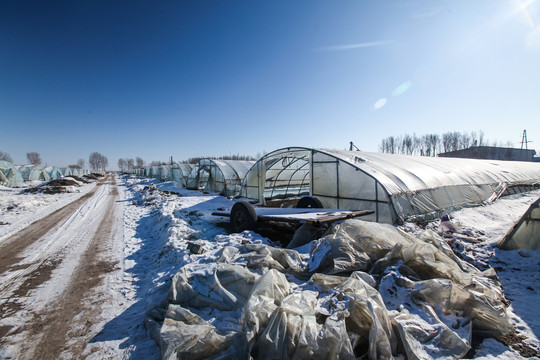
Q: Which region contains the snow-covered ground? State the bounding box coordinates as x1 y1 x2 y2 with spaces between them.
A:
401 191 540 359
0 175 538 359
0 180 96 243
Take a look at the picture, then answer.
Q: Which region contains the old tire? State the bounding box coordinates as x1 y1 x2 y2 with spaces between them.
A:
230 201 257 233
296 196 323 209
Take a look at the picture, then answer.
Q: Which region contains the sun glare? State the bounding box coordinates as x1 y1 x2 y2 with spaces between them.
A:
513 0 536 28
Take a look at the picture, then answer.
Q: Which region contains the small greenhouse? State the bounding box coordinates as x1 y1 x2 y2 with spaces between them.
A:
45 166 63 179
171 163 193 186
156 165 170 181
187 159 255 197
151 165 161 179
68 167 81 177
0 161 24 187
18 165 51 182
240 147 540 224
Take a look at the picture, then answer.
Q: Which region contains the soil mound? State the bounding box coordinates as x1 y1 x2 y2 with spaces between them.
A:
66 175 90 184
84 173 104 180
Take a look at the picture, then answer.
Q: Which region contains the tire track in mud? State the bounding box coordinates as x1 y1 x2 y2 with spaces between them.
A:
26 177 120 360
0 176 121 359
0 180 103 275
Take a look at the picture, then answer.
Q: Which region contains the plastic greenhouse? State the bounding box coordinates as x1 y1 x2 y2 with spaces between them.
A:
45 166 63 179
156 165 170 181
62 167 73 177
240 147 540 224
171 163 193 186
0 161 24 187
187 159 255 196
69 167 81 177
151 165 160 179
18 165 51 182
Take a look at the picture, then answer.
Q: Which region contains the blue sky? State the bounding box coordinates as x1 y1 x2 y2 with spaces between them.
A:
1 0 539 168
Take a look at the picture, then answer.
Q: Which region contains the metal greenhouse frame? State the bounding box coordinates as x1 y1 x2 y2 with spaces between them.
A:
156 165 170 182
240 147 540 224
171 163 193 186
0 161 24 187
187 159 255 197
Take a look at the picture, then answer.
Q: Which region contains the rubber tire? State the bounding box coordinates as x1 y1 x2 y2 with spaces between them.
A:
230 201 258 233
296 196 323 209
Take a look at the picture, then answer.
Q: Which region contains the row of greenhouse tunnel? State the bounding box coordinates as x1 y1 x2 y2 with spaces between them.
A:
4 146 539 225
126 147 540 224
0 161 92 188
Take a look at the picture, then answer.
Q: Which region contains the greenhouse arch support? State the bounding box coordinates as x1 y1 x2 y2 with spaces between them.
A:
241 147 540 224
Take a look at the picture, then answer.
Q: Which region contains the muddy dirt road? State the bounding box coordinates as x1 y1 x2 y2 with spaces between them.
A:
0 175 126 359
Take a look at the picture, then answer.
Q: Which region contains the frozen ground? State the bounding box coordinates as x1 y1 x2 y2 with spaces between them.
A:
0 179 96 243
0 175 538 359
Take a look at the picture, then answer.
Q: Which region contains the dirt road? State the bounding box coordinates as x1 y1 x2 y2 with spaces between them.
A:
0 175 124 359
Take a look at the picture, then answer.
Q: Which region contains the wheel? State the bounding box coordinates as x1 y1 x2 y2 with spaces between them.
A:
296 196 323 209
230 201 258 232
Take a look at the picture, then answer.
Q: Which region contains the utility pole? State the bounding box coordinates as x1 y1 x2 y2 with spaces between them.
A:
520 130 533 161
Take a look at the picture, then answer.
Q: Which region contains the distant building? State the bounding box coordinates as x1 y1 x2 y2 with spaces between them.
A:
534 156 540 163
438 146 536 162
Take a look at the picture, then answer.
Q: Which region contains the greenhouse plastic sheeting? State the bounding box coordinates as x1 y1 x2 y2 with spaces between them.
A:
18 164 51 182
0 160 24 187
497 197 540 250
147 219 513 359
187 159 255 197
241 147 540 223
171 163 192 186
45 166 63 179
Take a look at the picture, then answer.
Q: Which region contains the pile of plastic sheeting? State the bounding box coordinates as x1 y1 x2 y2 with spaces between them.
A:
146 219 514 359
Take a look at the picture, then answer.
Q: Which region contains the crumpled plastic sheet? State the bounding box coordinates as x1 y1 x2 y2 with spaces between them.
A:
147 219 514 359
309 219 414 274
391 305 471 360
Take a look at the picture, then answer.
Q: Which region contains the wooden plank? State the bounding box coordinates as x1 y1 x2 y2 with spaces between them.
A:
257 210 374 225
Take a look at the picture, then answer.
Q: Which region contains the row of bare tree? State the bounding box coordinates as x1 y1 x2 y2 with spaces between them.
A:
185 154 256 164
117 157 144 172
378 131 511 156
89 152 109 171
0 151 88 169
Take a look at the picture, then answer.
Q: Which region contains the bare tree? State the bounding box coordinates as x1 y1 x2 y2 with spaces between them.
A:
0 151 13 163
89 152 108 171
77 158 85 169
117 158 127 172
127 158 135 171
102 155 109 171
402 134 414 155
382 130 492 156
459 132 471 150
27 152 42 165
136 157 144 168
380 136 398 154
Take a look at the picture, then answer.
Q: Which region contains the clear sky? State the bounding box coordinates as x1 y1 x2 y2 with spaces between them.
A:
1 0 539 169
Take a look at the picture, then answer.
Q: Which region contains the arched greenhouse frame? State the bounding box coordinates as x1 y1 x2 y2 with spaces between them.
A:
0 161 24 187
187 159 255 197
18 165 51 182
240 147 540 224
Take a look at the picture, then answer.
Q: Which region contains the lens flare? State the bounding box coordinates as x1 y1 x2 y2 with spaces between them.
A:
392 81 413 96
374 98 387 109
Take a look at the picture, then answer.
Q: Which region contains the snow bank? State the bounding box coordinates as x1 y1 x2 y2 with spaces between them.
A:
146 217 520 359
111 177 539 359
0 182 96 243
